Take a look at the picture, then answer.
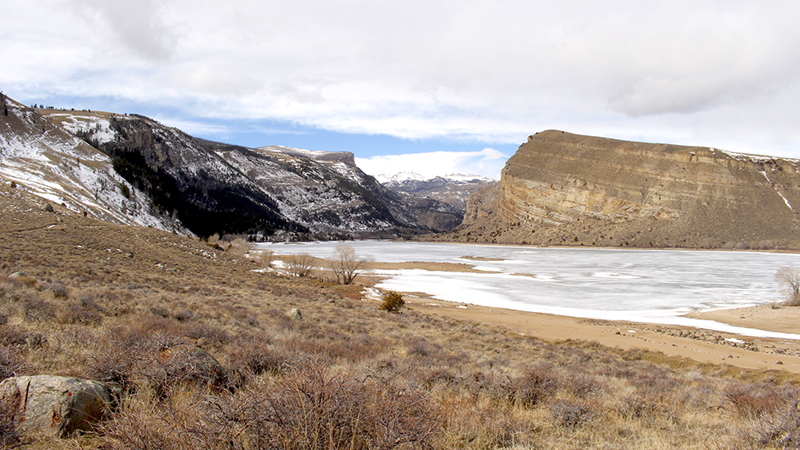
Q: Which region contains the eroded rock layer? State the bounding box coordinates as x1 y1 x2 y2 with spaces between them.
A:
434 130 800 249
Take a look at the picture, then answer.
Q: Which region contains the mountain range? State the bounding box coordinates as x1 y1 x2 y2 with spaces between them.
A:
376 172 496 214
0 94 463 240
6 90 800 250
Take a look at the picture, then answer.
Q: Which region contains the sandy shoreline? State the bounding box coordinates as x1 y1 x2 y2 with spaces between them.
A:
273 251 800 373
357 259 800 373
397 294 800 374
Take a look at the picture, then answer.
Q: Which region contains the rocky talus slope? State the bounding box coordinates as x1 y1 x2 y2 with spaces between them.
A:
430 130 800 249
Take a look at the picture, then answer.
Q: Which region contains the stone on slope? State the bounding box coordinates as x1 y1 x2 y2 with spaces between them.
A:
0 375 118 438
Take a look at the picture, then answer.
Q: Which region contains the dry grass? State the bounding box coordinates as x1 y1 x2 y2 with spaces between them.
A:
1 183 800 449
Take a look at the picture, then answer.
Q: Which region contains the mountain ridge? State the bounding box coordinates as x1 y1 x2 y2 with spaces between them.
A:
0 94 462 239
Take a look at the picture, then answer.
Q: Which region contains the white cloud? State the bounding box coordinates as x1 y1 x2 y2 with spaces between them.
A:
4 1 800 158
355 148 508 179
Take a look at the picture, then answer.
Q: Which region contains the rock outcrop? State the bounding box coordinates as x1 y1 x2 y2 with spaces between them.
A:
0 375 118 438
432 130 800 249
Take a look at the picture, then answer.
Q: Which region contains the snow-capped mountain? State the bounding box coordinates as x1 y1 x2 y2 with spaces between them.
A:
0 95 462 239
378 172 497 213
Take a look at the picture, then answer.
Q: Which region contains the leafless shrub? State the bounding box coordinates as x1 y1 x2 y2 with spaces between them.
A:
225 336 291 387
252 360 442 449
507 363 559 407
149 305 170 318
286 253 315 277
406 338 441 357
745 400 800 449
40 280 69 298
724 382 794 419
0 345 22 379
184 323 230 347
256 249 274 268
226 237 250 257
61 302 104 325
776 267 800 306
0 327 45 349
0 395 19 448
561 373 604 398
173 309 194 322
549 399 597 428
617 390 673 421
21 294 55 322
61 294 106 325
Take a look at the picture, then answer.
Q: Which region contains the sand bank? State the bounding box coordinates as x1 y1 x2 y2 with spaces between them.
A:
403 295 800 374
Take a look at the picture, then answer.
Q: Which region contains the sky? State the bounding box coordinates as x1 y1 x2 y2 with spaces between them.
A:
4 1 800 179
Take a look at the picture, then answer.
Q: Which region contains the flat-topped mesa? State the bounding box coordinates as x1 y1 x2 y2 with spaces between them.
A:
447 130 800 249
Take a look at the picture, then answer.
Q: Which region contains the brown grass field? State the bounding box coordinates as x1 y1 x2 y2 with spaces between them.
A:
2 181 800 449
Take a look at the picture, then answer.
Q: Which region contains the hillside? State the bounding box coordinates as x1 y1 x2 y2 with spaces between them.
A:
2 178 800 449
0 96 186 233
0 94 461 240
42 109 461 239
431 130 800 249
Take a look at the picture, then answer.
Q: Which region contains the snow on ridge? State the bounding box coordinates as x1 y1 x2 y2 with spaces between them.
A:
374 172 425 184
377 172 494 184
442 173 496 182
258 145 325 157
715 147 800 164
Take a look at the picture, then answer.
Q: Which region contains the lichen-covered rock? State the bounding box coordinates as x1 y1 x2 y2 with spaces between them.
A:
0 375 118 438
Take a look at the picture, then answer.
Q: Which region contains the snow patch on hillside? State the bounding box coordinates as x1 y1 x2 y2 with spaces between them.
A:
0 106 188 234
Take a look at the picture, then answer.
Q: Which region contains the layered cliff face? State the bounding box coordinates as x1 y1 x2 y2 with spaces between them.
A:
434 130 800 249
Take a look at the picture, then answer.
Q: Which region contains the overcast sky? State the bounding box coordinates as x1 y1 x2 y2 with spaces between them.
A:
4 1 800 179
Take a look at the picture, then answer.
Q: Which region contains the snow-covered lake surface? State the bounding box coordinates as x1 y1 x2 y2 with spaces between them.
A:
256 241 800 340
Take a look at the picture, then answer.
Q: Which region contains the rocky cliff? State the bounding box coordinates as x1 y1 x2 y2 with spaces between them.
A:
34 108 460 239
431 130 800 249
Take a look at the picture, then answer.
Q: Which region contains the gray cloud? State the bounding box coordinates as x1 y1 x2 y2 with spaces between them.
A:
4 0 800 157
74 0 178 62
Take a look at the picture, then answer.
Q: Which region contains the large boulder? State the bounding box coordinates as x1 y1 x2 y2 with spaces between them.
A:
0 375 118 438
156 345 227 389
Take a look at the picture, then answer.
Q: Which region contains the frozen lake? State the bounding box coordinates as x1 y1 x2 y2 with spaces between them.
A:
257 241 800 339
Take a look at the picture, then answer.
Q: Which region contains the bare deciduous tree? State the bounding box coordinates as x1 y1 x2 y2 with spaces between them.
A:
775 267 800 306
331 245 373 285
287 253 315 277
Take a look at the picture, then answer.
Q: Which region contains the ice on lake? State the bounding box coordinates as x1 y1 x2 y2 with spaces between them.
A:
257 241 800 340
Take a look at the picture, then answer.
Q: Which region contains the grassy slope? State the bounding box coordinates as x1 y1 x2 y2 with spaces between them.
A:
1 182 800 449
